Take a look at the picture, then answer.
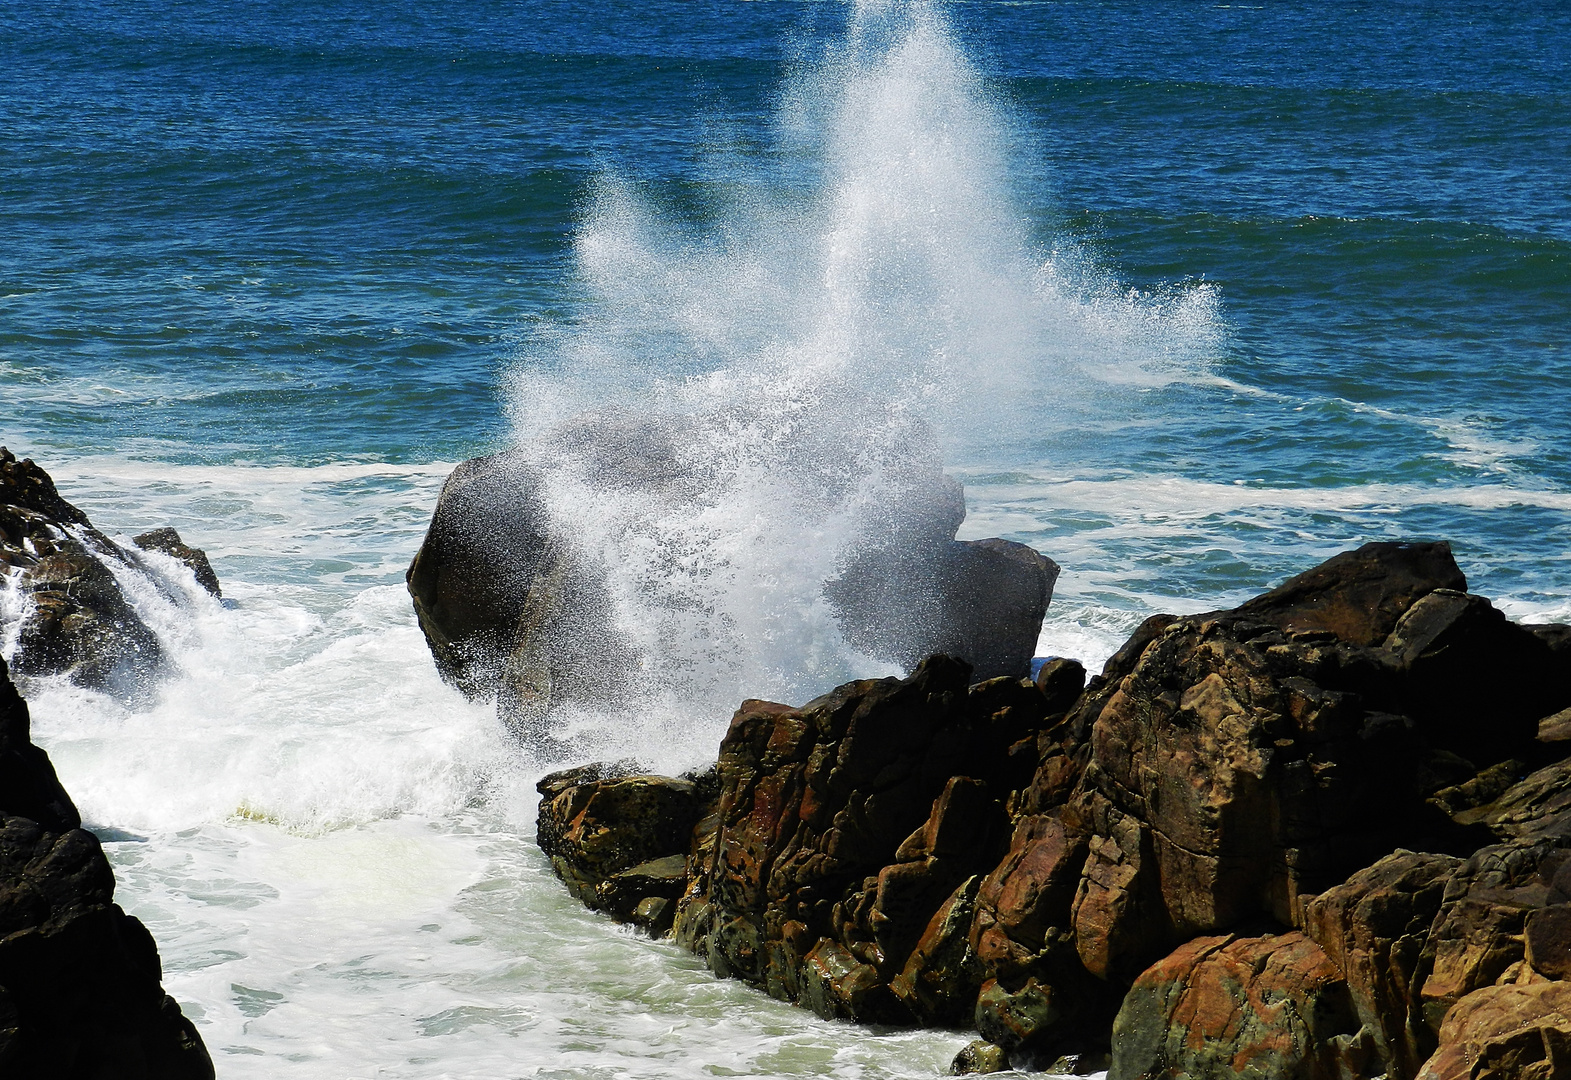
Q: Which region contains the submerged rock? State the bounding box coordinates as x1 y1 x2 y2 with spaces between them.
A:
0 656 214 1078
535 539 1571 1075
132 528 221 598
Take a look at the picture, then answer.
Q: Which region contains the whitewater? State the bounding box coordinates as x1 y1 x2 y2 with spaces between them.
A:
4 0 1569 1076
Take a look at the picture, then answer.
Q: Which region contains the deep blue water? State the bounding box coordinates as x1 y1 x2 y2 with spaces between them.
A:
4 0 1570 602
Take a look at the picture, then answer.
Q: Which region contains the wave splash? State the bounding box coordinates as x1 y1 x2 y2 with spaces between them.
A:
503 0 1223 760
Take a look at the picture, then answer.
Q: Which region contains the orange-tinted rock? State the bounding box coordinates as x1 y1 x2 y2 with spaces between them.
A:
675 658 1065 1024
971 812 1087 983
1302 849 1461 1079
1108 932 1360 1080
1416 982 1571 1080
1418 839 1571 1037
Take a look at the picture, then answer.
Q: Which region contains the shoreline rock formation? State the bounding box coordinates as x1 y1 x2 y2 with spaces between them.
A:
0 652 215 1077
536 540 1571 1078
408 447 1059 739
1 448 221 705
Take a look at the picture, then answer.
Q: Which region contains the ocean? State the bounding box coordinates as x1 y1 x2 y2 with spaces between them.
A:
2 0 1568 1076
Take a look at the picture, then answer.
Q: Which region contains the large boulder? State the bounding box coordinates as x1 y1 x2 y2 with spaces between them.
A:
1108 932 1361 1080
407 448 1060 736
0 657 213 1078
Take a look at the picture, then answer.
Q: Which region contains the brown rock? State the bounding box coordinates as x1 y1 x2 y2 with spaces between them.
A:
1078 609 1434 970
971 812 1087 983
1384 590 1564 767
535 767 710 915
1303 849 1461 1079
1461 758 1571 843
1416 982 1571 1080
1232 539 1466 647
1525 905 1571 981
1108 932 1360 1080
1418 838 1571 1037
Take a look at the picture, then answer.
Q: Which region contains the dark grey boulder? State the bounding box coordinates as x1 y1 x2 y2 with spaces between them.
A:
406 444 1060 735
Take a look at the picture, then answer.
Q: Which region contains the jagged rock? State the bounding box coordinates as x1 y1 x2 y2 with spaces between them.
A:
534 765 711 917
131 529 220 598
534 539 1571 1071
1383 590 1565 768
2 449 216 702
1302 850 1462 1079
1108 932 1361 1080
1231 540 1466 646
1076 612 1429 976
0 656 212 1078
1416 982 1571 1080
672 659 1060 1023
1417 838 1571 1036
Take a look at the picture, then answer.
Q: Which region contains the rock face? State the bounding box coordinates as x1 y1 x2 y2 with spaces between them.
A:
1302 850 1462 1078
1 449 220 702
535 539 1571 1076
408 450 1059 736
0 655 214 1078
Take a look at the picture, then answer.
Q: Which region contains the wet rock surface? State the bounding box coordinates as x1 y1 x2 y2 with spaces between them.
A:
535 539 1571 1076
1 448 219 702
409 450 1060 738
0 655 214 1078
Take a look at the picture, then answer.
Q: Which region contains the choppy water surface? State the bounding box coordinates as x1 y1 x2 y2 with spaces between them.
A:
3 0 1568 1076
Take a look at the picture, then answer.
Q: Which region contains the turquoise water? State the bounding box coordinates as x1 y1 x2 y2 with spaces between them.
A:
2 2 1569 1075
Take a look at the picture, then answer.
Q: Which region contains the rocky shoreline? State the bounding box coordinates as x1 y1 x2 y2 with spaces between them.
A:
531 541 1571 1079
0 450 216 1077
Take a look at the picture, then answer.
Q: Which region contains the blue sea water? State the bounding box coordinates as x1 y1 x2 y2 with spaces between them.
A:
2 1 1569 1076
